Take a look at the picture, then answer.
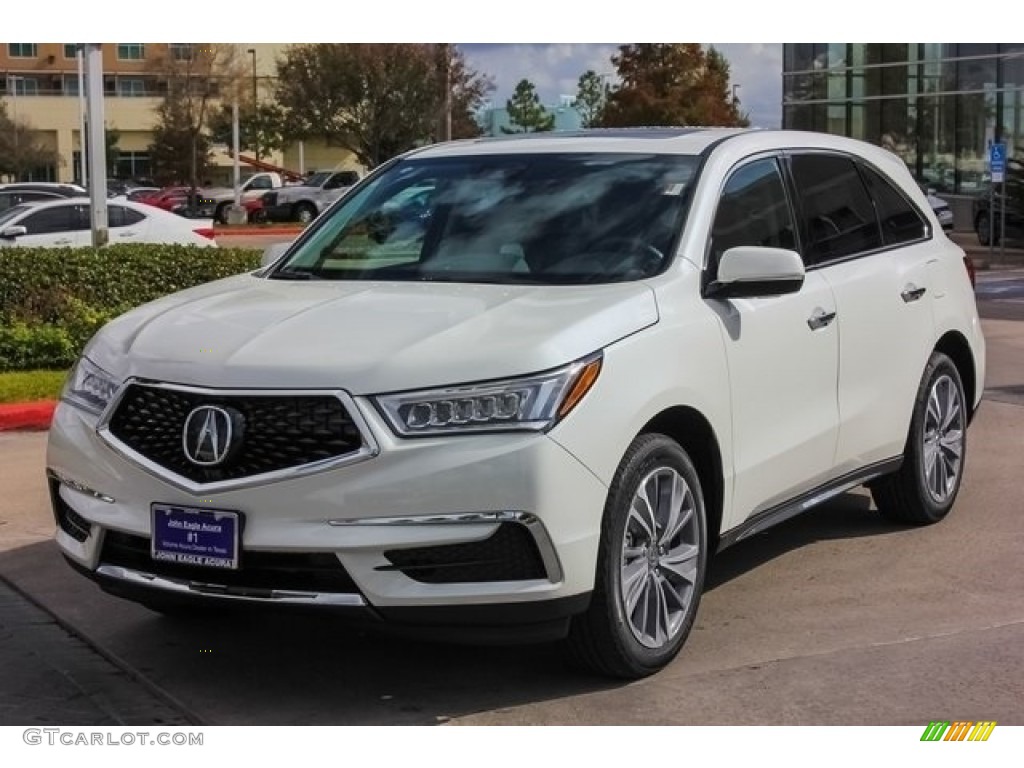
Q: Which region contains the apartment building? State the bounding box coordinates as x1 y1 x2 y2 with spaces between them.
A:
0 43 353 184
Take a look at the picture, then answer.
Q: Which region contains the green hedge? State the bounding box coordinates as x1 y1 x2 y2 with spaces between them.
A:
0 245 261 371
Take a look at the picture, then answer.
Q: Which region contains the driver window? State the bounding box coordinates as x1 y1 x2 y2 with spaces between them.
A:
709 158 796 278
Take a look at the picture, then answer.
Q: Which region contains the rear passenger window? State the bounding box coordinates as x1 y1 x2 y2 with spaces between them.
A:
709 158 796 275
859 165 928 245
790 154 882 263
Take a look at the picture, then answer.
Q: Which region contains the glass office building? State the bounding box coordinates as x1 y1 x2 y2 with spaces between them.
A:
782 44 1024 195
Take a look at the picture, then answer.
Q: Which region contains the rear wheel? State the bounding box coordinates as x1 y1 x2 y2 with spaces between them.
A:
566 433 707 679
870 352 967 525
976 211 993 246
215 202 232 225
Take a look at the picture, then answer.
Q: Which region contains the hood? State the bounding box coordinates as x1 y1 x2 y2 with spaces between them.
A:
88 274 659 394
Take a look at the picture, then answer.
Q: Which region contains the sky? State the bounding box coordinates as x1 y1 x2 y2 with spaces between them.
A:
460 44 783 129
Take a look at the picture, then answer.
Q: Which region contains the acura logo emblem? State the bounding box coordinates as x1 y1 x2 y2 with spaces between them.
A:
182 406 243 466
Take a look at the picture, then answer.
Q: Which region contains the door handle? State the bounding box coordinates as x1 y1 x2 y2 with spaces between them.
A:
901 284 927 303
807 307 837 330
54 239 72 245
118 231 136 238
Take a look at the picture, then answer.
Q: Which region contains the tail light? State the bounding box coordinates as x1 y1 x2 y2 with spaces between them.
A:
193 227 216 240
964 255 976 288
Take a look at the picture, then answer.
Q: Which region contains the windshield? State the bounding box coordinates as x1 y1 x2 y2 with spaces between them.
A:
303 172 332 188
270 153 700 285
0 204 30 228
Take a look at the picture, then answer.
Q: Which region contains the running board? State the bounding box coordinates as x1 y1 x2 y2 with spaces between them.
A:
718 457 903 551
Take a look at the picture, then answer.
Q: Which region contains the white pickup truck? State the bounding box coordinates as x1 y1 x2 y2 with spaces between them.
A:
260 169 361 224
205 172 287 224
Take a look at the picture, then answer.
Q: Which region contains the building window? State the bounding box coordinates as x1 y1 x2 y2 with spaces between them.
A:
63 75 79 96
8 43 38 58
63 44 78 59
117 44 145 61
116 152 153 180
9 77 40 96
117 78 147 97
170 44 193 61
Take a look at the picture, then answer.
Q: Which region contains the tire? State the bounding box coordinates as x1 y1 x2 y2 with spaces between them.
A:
215 202 232 225
294 203 317 224
870 352 967 525
976 212 993 246
566 433 707 679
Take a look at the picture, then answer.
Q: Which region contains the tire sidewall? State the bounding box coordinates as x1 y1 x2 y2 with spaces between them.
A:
600 435 708 673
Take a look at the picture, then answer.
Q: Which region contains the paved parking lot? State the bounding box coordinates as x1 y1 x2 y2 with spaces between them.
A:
1 312 1022 726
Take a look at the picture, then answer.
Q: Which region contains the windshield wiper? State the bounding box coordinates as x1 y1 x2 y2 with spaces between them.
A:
269 269 323 281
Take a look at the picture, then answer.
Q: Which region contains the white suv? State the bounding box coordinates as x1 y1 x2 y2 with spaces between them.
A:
48 129 985 678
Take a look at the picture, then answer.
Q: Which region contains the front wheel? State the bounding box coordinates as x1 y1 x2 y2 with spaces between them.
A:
870 352 967 525
566 434 707 679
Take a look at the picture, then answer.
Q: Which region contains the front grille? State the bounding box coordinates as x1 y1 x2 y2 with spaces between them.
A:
382 522 547 584
49 479 92 542
100 530 360 594
107 384 364 484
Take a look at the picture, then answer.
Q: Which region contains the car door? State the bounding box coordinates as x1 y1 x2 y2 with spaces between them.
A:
706 156 840 522
15 203 90 248
787 152 937 473
108 204 148 243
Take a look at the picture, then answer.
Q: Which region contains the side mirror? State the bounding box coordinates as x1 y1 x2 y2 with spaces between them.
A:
707 246 805 299
1 225 27 239
260 242 290 268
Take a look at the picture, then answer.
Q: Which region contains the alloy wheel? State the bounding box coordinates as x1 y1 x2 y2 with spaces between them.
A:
922 373 964 504
620 467 701 649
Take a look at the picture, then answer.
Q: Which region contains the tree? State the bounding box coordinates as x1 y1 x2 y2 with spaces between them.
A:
208 101 289 158
601 44 749 128
0 102 61 181
504 79 555 133
275 44 492 169
147 43 244 187
573 70 608 128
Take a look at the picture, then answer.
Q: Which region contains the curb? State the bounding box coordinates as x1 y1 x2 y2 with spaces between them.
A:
214 227 304 236
0 400 56 431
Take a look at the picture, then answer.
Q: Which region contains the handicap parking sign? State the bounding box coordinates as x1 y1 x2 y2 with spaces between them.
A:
990 142 1006 183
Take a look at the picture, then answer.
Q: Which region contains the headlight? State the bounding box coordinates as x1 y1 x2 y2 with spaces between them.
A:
375 354 602 437
61 357 120 415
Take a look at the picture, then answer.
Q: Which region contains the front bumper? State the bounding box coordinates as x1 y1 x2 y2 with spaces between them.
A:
47 394 606 631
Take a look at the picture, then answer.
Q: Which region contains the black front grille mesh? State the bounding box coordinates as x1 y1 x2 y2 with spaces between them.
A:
107 384 363 484
383 522 547 584
100 530 361 594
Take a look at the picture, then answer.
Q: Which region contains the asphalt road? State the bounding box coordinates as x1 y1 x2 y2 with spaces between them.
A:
1 317 1022 726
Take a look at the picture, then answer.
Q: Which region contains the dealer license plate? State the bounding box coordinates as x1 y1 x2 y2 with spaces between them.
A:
151 504 240 570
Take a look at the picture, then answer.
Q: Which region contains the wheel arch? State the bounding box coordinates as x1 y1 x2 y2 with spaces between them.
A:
934 330 977 423
639 406 725 554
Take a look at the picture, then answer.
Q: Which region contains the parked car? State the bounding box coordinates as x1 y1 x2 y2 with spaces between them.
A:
0 182 87 212
0 197 217 248
972 155 1024 246
261 169 361 223
135 186 217 219
47 129 983 679
925 190 954 230
204 172 286 224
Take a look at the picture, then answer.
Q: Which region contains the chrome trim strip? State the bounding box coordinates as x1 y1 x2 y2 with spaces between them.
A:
95 380 380 494
95 564 367 607
328 511 564 584
46 468 115 503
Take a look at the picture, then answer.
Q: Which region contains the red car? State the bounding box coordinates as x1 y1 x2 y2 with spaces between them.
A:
136 186 263 222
